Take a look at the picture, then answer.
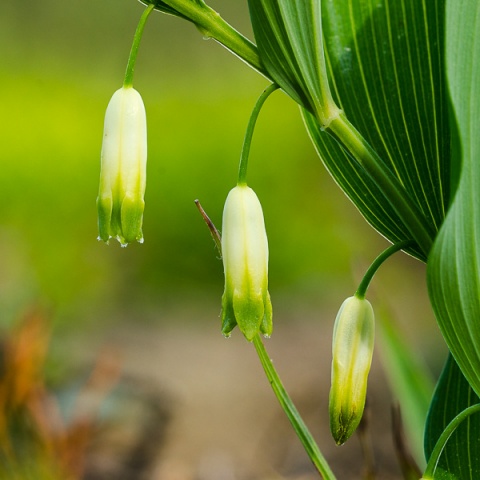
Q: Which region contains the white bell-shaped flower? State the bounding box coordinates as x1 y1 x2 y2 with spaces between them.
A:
221 185 272 341
97 86 147 246
329 295 375 445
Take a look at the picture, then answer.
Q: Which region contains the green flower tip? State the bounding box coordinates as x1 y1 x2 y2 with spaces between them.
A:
97 86 147 247
329 296 375 445
220 185 272 341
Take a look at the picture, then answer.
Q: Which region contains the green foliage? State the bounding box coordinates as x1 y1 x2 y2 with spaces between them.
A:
140 1 189 20
247 0 339 124
427 0 480 397
424 355 480 479
303 0 449 261
138 0 207 21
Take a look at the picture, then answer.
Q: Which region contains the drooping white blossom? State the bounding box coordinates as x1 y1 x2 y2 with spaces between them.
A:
221 185 272 341
97 86 147 246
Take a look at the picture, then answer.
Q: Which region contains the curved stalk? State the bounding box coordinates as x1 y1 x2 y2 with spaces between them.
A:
124 3 156 87
355 240 414 299
253 335 337 480
237 84 279 185
422 404 480 479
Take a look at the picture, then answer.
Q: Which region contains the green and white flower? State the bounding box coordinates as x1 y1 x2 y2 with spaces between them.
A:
221 185 272 341
97 86 147 246
329 295 375 445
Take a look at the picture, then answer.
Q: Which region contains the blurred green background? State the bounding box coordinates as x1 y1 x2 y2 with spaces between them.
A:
0 0 383 331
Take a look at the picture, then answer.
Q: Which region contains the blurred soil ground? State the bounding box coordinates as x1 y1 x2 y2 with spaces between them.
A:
70 307 425 480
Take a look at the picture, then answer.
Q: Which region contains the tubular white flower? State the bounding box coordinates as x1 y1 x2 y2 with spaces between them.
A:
221 185 272 341
329 295 375 445
97 86 147 246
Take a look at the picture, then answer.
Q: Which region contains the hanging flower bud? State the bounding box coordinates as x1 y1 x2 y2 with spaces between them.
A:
221 185 272 341
97 86 147 246
329 295 375 445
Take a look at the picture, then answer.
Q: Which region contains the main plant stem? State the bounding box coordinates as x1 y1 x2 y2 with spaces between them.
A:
253 335 337 480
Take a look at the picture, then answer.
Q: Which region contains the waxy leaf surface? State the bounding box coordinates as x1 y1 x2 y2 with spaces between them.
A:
424 355 480 479
427 0 480 395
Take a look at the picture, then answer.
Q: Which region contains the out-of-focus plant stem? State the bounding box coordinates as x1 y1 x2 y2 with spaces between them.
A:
253 335 337 480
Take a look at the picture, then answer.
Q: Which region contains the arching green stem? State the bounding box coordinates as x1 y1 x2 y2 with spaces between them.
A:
140 0 266 75
124 3 156 87
237 84 279 186
422 404 480 479
355 240 414 299
253 335 337 480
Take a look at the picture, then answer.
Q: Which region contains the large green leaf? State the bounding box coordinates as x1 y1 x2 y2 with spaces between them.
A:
424 354 480 479
426 0 480 395
248 0 450 260
304 0 450 260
